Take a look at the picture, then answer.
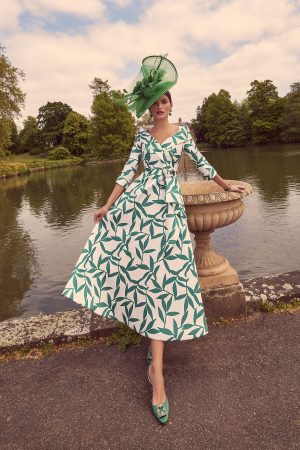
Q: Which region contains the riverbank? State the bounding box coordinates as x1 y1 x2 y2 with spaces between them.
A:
0 153 128 179
0 270 299 354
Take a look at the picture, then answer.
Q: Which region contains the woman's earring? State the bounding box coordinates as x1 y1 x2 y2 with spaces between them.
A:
169 110 172 116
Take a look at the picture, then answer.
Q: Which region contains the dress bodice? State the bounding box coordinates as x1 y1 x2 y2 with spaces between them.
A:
115 125 217 206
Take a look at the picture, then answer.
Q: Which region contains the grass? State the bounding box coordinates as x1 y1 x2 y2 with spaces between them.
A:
0 336 107 363
0 152 84 177
7 153 48 162
212 316 240 326
212 298 300 327
259 298 300 314
104 322 142 352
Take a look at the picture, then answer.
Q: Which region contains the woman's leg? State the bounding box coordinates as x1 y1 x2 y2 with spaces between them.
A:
149 339 167 405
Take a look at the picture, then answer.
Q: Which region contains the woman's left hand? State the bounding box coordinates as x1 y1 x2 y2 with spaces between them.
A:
228 184 246 193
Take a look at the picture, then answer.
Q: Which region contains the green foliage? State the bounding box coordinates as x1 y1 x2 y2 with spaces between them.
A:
0 45 26 118
8 120 19 153
105 322 142 352
0 157 82 177
213 316 234 326
88 80 135 158
62 111 89 156
191 99 209 143
48 145 71 160
0 45 26 159
37 101 72 148
89 77 111 97
204 90 248 147
280 82 300 143
260 298 300 313
0 118 15 158
0 162 27 176
192 79 300 147
236 99 252 144
18 116 42 155
246 80 283 144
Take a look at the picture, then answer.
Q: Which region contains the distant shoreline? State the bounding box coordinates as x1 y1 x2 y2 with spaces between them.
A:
0 155 128 180
2 140 299 180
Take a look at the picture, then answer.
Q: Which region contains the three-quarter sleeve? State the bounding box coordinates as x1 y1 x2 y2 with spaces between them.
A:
183 126 217 180
115 131 143 189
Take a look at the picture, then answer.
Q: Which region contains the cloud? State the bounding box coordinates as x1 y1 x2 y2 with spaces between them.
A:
1 0 299 126
0 0 105 32
0 0 23 30
108 0 134 6
21 0 105 19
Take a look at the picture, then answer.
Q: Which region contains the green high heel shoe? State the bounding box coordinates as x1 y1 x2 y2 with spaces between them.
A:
147 365 169 425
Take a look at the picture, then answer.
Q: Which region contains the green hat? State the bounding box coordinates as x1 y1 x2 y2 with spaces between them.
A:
123 54 178 118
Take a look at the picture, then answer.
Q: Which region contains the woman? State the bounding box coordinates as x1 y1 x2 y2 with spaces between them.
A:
62 55 245 425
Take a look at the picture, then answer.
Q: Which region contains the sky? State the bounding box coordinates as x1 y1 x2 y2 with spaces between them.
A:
1 0 300 126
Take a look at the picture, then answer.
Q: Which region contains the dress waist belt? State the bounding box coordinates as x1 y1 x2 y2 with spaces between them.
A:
144 166 184 205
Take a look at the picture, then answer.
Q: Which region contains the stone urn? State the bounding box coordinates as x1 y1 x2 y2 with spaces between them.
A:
180 178 253 320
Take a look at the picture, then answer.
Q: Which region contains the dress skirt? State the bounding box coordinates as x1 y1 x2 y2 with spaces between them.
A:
61 125 218 341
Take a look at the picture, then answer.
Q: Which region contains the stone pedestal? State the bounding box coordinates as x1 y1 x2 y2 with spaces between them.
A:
201 283 246 321
180 178 253 320
193 229 239 289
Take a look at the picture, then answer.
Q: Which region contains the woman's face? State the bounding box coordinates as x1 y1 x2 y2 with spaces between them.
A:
149 94 172 119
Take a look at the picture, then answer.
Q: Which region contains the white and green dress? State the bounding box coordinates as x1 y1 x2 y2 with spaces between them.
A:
61 125 217 341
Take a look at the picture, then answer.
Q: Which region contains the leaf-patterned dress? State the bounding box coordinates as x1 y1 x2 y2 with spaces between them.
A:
61 125 218 341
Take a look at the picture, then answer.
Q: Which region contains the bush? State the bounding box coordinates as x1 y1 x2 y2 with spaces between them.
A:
0 162 28 176
48 146 71 160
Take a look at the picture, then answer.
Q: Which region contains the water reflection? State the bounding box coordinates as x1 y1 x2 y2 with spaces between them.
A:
1 143 300 321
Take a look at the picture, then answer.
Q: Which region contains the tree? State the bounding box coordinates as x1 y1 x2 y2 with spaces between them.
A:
88 80 135 158
8 120 19 153
246 80 283 144
89 78 110 97
62 111 89 156
18 116 42 154
0 118 14 157
204 89 247 147
0 44 26 158
279 82 300 143
236 99 252 145
37 101 72 148
191 98 209 143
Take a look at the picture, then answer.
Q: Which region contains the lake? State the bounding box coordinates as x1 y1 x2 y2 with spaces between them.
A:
1 143 300 322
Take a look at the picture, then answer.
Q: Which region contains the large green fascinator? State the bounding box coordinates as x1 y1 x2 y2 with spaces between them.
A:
123 54 178 118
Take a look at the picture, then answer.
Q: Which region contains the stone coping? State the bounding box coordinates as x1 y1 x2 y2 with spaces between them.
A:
0 270 299 353
242 270 300 305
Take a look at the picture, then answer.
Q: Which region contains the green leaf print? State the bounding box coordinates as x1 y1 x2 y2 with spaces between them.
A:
173 319 178 338
95 302 108 308
147 328 161 334
181 310 188 326
188 327 204 336
158 307 165 323
73 275 78 292
62 126 211 342
177 330 184 340
147 295 155 308
157 328 173 336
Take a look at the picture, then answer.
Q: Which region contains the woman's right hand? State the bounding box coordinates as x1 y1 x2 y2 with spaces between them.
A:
94 205 109 224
